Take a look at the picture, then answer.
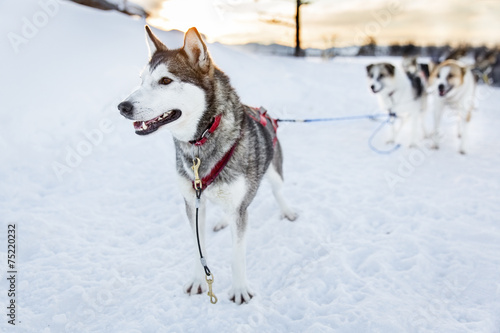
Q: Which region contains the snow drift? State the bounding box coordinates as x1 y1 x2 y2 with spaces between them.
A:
1 0 500 332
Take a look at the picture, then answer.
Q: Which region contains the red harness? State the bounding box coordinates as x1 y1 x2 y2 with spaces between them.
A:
190 107 278 191
246 106 279 147
193 136 240 190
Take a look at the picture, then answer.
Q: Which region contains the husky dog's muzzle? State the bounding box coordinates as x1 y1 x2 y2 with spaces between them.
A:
118 101 182 135
118 101 134 119
371 84 383 93
438 84 453 97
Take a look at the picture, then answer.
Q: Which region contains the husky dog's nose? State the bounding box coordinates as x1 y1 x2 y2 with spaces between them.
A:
438 84 445 93
118 101 134 118
370 85 376 92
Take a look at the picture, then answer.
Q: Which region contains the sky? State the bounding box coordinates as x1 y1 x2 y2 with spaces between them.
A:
132 0 500 48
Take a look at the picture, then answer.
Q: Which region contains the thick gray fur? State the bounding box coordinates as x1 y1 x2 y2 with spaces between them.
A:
119 26 297 305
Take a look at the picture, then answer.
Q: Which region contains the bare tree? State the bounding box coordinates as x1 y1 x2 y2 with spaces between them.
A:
294 0 310 57
357 36 377 56
260 0 311 57
322 34 337 59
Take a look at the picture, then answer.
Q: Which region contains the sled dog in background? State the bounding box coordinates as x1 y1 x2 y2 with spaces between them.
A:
366 62 428 147
428 60 476 154
118 26 297 304
402 56 430 90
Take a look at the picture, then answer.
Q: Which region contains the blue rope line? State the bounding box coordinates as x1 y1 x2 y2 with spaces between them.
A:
277 113 388 123
368 117 401 155
277 112 400 155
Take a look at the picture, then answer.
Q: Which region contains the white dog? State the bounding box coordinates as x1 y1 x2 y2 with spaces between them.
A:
366 62 428 147
428 60 476 154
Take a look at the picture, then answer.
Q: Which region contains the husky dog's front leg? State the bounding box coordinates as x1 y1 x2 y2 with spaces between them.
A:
420 93 429 138
387 117 403 144
177 175 208 295
409 108 420 148
183 196 209 295
386 122 396 144
420 110 429 139
458 110 472 154
228 208 253 304
431 97 445 149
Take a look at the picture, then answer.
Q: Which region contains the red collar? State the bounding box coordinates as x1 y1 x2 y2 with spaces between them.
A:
189 114 222 146
192 133 241 191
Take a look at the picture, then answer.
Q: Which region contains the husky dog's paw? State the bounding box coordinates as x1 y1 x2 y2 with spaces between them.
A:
229 287 254 305
184 278 206 295
213 220 229 232
386 139 395 145
282 210 298 222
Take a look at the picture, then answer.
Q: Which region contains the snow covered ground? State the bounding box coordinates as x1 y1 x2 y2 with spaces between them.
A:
1 1 500 332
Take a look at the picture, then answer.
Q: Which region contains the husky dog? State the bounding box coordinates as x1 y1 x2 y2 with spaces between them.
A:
118 26 297 304
474 48 499 85
402 56 430 87
366 62 427 147
428 60 476 154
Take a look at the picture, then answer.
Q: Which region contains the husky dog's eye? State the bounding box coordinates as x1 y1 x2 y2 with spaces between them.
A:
379 74 385 79
159 77 173 85
448 74 453 79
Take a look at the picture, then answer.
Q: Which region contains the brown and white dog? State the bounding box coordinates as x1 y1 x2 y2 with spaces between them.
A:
366 62 427 147
428 60 476 154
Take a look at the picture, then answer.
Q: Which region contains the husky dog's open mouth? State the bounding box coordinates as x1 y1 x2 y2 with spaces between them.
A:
133 109 182 135
438 85 453 97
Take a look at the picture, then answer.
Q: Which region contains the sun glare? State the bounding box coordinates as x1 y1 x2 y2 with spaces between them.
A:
147 0 229 42
142 0 500 48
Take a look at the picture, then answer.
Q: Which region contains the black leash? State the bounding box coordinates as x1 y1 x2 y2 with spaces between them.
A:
191 158 217 304
194 189 211 276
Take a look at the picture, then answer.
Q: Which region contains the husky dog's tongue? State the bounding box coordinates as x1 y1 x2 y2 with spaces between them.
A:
132 110 182 135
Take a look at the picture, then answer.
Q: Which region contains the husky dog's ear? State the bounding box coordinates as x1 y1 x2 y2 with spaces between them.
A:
428 61 437 75
460 66 467 77
366 64 374 75
428 64 441 85
145 25 167 57
384 63 395 76
183 27 211 73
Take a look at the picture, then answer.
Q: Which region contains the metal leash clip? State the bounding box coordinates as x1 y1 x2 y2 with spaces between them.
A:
206 274 218 304
192 158 202 191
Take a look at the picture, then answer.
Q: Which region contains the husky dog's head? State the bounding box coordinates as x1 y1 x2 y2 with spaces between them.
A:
118 26 213 141
366 63 396 94
402 56 418 75
429 60 467 97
